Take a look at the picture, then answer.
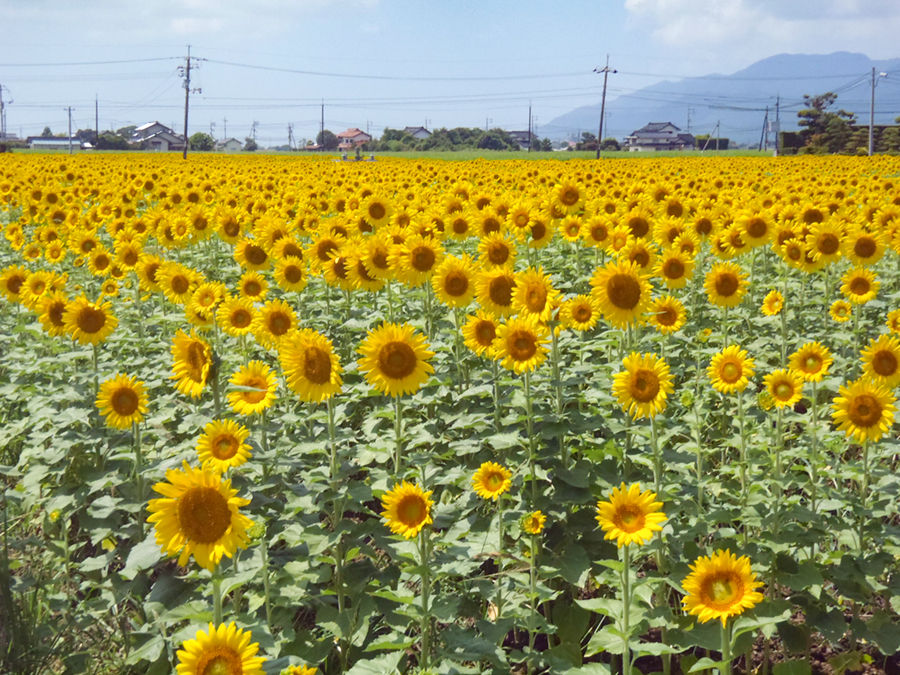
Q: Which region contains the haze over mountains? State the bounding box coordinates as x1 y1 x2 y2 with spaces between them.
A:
542 53 900 146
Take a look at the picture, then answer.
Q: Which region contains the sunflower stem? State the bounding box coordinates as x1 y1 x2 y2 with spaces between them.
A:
859 439 869 553
386 279 395 322
527 532 538 675
524 371 537 505
453 306 465 395
693 403 704 510
496 493 505 622
622 543 632 675
91 343 99 400
418 529 432 670
723 306 729 348
393 396 404 477
132 421 145 539
133 276 144 343
737 393 748 547
550 328 566 467
212 571 223 627
809 381 819 533
491 358 502 432
650 414 661 498
720 620 733 675
260 409 271 480
211 365 222 418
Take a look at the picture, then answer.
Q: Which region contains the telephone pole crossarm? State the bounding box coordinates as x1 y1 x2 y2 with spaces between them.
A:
594 56 617 159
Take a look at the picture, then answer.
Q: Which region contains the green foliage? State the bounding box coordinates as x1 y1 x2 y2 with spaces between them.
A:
317 130 338 151
189 132 215 152
797 92 857 153
94 133 130 150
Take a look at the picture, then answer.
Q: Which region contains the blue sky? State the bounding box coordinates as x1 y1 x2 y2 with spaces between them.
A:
2 0 899 145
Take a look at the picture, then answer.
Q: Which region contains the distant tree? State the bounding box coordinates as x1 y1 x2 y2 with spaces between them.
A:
243 137 258 152
316 129 338 151
576 131 598 151
74 128 96 143
540 138 553 151
95 132 130 150
600 137 621 151
189 132 215 151
41 127 53 137
878 126 900 153
115 125 137 139
797 92 856 153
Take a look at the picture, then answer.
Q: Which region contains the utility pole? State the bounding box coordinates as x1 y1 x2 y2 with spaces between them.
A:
594 55 617 159
223 117 228 139
288 124 294 150
210 121 216 139
66 107 73 154
687 107 694 133
251 121 258 141
528 101 532 153
95 95 99 145
759 106 768 151
485 118 492 132
774 96 780 157
320 100 324 150
716 120 720 151
869 70 888 156
179 45 203 160
0 84 6 141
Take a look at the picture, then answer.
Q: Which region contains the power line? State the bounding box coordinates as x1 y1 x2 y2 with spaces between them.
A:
0 57 180 67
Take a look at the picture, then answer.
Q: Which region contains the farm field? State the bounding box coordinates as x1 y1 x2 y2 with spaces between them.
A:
1 153 900 675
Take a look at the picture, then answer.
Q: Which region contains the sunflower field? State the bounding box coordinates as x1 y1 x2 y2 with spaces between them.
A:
1 153 900 675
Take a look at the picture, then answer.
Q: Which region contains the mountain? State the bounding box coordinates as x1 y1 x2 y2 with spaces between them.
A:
541 52 900 146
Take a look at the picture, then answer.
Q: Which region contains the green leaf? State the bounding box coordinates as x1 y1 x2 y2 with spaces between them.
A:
120 535 162 581
689 657 724 673
773 660 812 675
543 642 583 671
345 651 403 675
552 600 591 645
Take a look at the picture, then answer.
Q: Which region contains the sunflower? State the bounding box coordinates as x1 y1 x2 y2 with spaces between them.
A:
87 247 113 277
595 482 666 548
561 295 601 332
761 289 784 316
0 265 29 303
471 461 512 500
476 266 517 318
861 335 900 389
253 298 297 349
462 310 500 357
840 266 879 304
648 295 686 335
358 322 434 397
620 238 658 273
322 249 355 291
553 180 585 215
527 217 554 249
512 266 560 323
135 255 165 293
190 282 226 319
653 248 694 289
830 299 852 322
359 233 395 280
175 622 266 675
708 345 755 394
832 377 896 443
217 297 257 338
605 224 634 255
361 194 393 228
522 511 547 535
147 462 252 571
171 329 212 398
590 259 653 329
279 329 343 402
228 361 278 415
842 227 885 266
234 237 271 272
763 369 804 408
285 665 318 675
19 270 54 309
380 481 434 539
237 271 268 302
789 342 833 383
96 374 148 429
63 295 118 346
432 254 477 308
196 419 253 472
681 550 765 626
558 215 584 243
887 309 900 335
158 262 200 306
806 221 844 264
273 256 308 293
704 262 748 308
390 234 444 288
38 291 69 337
494 316 549 373
612 352 674 419
477 232 518 269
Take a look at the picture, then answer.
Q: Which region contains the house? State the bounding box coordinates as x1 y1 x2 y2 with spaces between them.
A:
402 126 431 140
216 138 243 153
131 122 185 152
27 137 81 151
336 128 372 150
507 130 536 150
623 122 695 152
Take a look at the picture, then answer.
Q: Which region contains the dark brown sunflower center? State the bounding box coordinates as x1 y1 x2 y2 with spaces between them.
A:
488 244 510 265
268 312 291 336
850 278 870 296
284 265 304 284
631 369 660 402
222 218 240 237
574 305 592 322
304 346 332 384
849 394 881 426
112 387 139 416
695 218 712 236
591 225 607 241
171 275 190 296
607 273 641 310
93 254 111 271
77 306 106 334
560 188 579 206
488 276 514 307
368 203 386 221
627 216 649 238
412 246 436 272
177 486 232 545
245 245 267 266
475 321 496 346
817 234 839 255
657 308 677 326
378 341 417 380
746 218 767 238
452 218 469 234
509 331 537 361
213 435 240 460
525 286 546 312
482 217 501 235
444 272 469 297
631 250 650 268
854 238 877 259
49 302 66 326
873 350 898 377
715 273 739 298
243 281 262 297
231 309 252 328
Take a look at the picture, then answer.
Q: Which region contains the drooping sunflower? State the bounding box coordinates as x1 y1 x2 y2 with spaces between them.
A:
522 510 547 535
170 329 212 398
647 295 686 335
681 549 765 626
832 377 896 443
494 316 549 374
37 290 69 337
462 310 500 357
708 345 755 394
511 266 561 324
228 361 278 415
840 266 879 304
887 308 900 335
830 299 852 322
357 322 434 397
763 368 804 408
590 259 653 329
431 253 477 308
861 335 900 389
279 328 343 402
595 482 666 548
653 248 694 289
196 419 253 472
704 262 748 308
380 481 434 539
475 266 517 318
560 294 601 332
789 342 833 383
147 462 252 571
527 217 554 249
471 461 512 500
63 295 118 346
175 622 266 675
96 374 148 429
761 289 784 316
612 352 674 419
